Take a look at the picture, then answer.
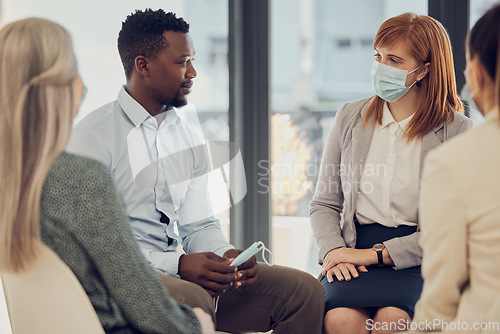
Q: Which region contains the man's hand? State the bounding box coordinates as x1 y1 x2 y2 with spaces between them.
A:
178 252 236 296
224 249 258 290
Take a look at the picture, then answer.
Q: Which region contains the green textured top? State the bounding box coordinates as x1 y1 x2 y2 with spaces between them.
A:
40 152 201 334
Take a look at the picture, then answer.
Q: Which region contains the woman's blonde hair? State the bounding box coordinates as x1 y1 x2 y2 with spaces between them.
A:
0 18 78 271
364 13 464 141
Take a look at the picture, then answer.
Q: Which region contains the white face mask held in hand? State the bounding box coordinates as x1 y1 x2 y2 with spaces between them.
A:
371 60 420 102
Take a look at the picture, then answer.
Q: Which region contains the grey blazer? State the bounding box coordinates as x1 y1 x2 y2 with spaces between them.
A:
309 97 473 270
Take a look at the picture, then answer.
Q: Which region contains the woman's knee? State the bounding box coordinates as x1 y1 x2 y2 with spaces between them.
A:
373 306 410 322
324 307 370 334
372 307 411 333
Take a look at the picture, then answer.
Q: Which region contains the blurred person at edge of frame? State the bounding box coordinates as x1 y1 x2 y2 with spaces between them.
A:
413 3 500 333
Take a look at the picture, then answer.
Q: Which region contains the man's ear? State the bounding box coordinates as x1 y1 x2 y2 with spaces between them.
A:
134 55 149 77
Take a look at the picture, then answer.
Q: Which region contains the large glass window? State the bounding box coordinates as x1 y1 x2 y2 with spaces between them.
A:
470 0 498 28
466 0 496 126
270 0 428 275
0 0 230 238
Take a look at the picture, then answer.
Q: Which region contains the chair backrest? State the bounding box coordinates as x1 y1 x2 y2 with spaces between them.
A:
0 240 105 334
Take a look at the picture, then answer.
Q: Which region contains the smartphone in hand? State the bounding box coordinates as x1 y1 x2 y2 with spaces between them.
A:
230 241 263 267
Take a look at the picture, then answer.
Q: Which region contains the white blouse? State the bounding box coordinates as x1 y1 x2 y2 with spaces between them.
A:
356 103 421 227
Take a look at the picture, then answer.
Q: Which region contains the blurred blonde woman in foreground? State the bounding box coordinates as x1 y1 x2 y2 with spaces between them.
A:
0 17 213 334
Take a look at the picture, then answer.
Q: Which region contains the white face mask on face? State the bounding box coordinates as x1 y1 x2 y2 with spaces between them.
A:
371 61 420 102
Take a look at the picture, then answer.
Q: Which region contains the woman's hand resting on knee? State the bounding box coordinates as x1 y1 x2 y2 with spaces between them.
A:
322 247 380 275
324 263 368 283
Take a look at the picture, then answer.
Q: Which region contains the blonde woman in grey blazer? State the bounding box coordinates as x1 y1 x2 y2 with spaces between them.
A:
310 13 472 334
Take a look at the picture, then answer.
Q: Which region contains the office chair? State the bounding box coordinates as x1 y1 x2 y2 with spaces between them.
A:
0 240 105 334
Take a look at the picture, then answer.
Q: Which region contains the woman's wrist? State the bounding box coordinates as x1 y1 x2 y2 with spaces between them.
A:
364 248 379 266
364 246 394 266
382 248 394 266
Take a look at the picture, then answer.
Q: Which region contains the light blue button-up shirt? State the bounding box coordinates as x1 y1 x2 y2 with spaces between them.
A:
67 86 234 276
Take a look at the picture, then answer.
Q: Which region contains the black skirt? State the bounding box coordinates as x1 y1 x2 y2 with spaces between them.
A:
322 222 423 318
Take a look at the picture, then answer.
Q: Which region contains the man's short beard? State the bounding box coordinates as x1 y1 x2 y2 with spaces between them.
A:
171 97 188 108
170 90 188 108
